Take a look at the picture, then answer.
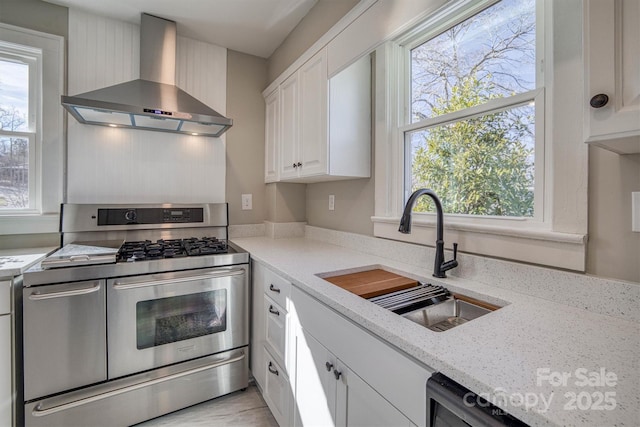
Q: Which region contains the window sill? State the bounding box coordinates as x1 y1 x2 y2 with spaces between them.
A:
0 214 60 235
372 216 587 271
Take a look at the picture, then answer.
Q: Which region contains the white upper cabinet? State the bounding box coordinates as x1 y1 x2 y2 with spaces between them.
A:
265 89 280 183
584 0 640 154
265 48 371 183
298 50 329 178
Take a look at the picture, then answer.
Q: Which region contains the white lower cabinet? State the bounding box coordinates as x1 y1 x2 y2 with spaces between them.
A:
1 279 12 427
252 260 432 427
0 314 10 427
294 330 413 427
251 261 294 426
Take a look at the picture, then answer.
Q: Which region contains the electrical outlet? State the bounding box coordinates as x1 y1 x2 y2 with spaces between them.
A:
241 194 252 210
329 194 335 211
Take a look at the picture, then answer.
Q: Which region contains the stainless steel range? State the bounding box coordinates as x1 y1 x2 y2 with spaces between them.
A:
20 203 249 427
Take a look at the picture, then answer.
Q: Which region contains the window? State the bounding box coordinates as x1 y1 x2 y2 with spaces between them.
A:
0 45 38 211
372 0 588 271
403 0 542 219
0 24 64 234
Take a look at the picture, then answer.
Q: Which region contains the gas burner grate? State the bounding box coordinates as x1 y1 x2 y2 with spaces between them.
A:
118 237 227 262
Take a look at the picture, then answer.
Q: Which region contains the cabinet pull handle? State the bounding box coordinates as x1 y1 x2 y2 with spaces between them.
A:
268 305 280 316
269 284 281 293
590 93 609 108
333 369 342 380
325 362 333 372
268 361 279 376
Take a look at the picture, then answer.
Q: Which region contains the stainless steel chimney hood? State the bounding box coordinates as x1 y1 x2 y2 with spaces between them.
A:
61 13 232 138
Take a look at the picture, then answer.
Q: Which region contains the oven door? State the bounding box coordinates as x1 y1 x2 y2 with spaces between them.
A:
107 265 248 379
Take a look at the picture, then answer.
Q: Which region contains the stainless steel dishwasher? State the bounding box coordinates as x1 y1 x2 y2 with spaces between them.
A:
427 372 529 426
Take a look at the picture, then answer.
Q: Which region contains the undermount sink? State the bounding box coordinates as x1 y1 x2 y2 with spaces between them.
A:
366 282 500 332
401 295 496 332
319 266 501 332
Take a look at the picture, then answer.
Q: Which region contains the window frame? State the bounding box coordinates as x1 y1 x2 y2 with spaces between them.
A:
0 44 41 213
0 24 64 235
371 0 589 271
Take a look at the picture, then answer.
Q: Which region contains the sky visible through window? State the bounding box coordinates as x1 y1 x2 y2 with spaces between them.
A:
0 57 30 208
408 0 536 218
1 59 29 127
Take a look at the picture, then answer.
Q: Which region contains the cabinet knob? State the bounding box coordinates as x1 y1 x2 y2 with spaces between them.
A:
590 93 609 108
333 369 342 380
268 361 279 376
297 162 302 167
325 362 333 372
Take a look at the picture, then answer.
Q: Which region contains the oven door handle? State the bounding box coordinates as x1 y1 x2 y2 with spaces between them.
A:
28 282 101 300
112 267 245 290
31 350 246 417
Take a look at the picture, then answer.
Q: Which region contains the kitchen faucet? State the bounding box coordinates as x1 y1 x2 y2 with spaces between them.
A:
398 189 458 278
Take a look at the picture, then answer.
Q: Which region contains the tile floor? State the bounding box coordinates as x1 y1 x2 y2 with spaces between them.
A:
135 382 278 427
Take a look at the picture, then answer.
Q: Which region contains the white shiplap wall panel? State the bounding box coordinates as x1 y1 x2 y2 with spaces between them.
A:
66 9 226 204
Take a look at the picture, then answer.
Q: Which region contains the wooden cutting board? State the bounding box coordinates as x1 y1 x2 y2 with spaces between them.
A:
324 269 419 299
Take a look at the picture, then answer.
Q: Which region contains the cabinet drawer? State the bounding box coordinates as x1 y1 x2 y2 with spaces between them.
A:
263 348 292 427
261 264 291 308
264 296 289 371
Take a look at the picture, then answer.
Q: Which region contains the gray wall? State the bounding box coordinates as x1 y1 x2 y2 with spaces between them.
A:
267 0 360 84
226 50 268 225
587 148 640 282
0 0 68 37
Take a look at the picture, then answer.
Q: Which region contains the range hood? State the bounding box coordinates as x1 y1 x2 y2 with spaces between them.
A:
61 13 232 138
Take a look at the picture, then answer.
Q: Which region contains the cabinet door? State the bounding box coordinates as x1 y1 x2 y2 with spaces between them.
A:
584 0 640 153
335 364 415 427
0 315 10 427
298 49 328 177
280 73 300 179
265 89 280 183
294 330 337 427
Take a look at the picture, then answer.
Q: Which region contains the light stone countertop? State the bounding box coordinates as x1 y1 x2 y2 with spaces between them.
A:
231 235 639 427
0 247 57 278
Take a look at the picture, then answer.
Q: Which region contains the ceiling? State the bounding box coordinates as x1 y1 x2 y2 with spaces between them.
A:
42 0 318 58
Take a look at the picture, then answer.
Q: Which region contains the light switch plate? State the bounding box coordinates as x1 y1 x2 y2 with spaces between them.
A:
241 194 252 210
632 192 640 232
329 195 335 211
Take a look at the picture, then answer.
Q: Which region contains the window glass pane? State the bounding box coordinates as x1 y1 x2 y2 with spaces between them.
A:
0 59 29 131
408 103 535 217
411 0 536 122
0 136 29 208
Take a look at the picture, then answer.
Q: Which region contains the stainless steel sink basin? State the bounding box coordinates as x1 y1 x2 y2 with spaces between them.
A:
401 297 493 332
367 283 499 332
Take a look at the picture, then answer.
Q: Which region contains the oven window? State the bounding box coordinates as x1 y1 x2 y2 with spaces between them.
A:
136 289 227 349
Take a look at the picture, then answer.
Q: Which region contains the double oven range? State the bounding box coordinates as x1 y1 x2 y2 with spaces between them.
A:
20 203 249 426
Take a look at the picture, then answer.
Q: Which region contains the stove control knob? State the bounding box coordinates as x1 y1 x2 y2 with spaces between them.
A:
124 209 137 222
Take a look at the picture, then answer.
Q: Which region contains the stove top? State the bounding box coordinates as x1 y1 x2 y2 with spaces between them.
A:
118 237 228 262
